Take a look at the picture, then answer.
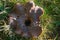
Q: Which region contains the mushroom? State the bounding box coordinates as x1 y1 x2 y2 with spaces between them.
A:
9 1 44 38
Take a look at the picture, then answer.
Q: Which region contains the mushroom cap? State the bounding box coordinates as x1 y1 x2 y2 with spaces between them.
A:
9 1 43 38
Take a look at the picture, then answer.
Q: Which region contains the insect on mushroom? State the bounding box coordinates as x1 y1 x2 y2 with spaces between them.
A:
8 1 44 38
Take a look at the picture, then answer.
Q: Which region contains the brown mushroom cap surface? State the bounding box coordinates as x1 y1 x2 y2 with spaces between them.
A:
9 1 44 38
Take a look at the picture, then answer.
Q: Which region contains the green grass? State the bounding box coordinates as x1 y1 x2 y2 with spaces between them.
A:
0 0 60 40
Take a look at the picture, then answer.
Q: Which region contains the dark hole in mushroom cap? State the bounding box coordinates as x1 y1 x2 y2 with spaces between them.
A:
25 19 31 26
